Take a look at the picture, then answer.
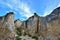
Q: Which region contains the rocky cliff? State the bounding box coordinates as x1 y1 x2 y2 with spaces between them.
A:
0 12 15 40
45 7 60 40
0 7 60 40
20 7 60 40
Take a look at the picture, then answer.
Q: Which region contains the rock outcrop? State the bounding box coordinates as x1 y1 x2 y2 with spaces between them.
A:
0 12 15 40
14 19 22 28
20 7 60 40
20 13 47 36
45 7 60 40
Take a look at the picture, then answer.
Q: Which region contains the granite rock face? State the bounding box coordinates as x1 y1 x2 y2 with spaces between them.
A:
45 7 60 40
20 7 60 40
0 12 15 40
21 13 47 35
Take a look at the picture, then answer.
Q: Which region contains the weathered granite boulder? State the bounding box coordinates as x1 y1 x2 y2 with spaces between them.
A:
0 12 15 40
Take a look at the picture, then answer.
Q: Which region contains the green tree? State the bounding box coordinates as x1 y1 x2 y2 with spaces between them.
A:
15 28 22 40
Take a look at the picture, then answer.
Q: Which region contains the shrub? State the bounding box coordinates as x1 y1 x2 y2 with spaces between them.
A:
32 35 38 40
15 36 21 40
16 28 22 36
15 28 22 40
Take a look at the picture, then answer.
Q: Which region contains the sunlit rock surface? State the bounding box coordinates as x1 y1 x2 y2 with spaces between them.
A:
14 19 22 28
0 12 15 40
20 7 60 40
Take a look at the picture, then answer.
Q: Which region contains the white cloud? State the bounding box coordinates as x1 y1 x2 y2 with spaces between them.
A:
41 0 60 17
42 7 53 17
0 0 33 20
43 9 53 16
57 4 60 7
43 3 60 17
6 3 13 9
19 3 33 18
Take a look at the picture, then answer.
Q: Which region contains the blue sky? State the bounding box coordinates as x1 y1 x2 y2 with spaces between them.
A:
0 0 60 21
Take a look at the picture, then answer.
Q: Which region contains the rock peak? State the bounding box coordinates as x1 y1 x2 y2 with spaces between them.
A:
56 6 60 9
14 19 20 23
6 12 14 15
14 19 22 28
5 12 14 17
34 13 38 16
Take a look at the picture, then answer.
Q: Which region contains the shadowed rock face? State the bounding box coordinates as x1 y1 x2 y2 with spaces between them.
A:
46 7 60 22
45 7 60 40
0 12 15 40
